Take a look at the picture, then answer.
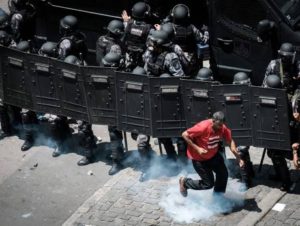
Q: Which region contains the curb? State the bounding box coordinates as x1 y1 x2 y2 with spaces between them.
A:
237 188 286 226
62 168 133 226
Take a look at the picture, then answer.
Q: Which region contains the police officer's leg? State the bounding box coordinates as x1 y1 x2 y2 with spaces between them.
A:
77 121 96 166
136 134 151 182
267 149 292 191
177 137 187 165
10 106 22 133
21 110 38 151
108 125 124 175
212 152 229 193
238 146 254 189
51 116 71 157
158 138 177 161
0 104 12 139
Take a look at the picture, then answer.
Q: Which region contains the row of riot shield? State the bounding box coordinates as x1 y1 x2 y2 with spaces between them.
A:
0 46 291 150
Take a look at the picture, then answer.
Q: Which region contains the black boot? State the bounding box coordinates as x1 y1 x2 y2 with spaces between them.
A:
0 130 12 139
77 156 92 166
108 159 123 175
21 139 33 151
52 145 63 157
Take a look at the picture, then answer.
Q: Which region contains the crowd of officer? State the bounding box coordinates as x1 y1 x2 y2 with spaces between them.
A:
0 0 299 194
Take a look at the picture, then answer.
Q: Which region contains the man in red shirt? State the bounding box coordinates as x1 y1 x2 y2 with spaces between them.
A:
180 111 244 197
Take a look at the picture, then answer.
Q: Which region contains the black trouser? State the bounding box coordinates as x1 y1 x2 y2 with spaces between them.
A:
238 146 254 186
108 125 124 160
159 137 187 160
0 104 22 134
22 110 38 142
78 121 96 158
185 152 228 193
267 149 292 186
50 116 71 147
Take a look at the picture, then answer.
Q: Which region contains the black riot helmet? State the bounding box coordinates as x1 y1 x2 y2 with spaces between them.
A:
171 4 190 24
0 30 11 46
265 74 282 88
195 67 213 81
0 8 9 30
64 55 81 65
106 19 124 36
16 40 30 52
233 72 251 85
59 15 78 36
131 2 150 20
148 30 171 48
160 73 171 78
278 42 296 64
132 66 146 75
102 52 121 67
11 0 26 10
38 41 57 57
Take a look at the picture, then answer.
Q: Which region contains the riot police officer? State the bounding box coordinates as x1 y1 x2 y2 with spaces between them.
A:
122 1 153 71
264 74 292 191
57 15 87 61
60 55 97 166
59 55 96 165
194 67 213 81
143 29 187 169
143 29 184 77
165 4 208 76
263 42 300 96
8 0 36 42
12 40 39 151
232 72 255 189
38 41 57 58
96 19 124 66
100 52 126 175
36 42 72 158
0 30 22 139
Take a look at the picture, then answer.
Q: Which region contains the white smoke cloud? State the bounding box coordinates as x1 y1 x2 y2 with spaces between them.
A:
159 175 245 224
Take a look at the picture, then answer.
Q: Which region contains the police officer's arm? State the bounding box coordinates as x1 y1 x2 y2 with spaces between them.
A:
182 131 208 155
292 143 300 169
226 139 243 166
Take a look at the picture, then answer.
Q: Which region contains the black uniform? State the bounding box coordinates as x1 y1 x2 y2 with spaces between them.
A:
96 19 124 67
8 0 36 42
123 2 153 71
166 4 207 76
0 30 22 139
263 45 298 191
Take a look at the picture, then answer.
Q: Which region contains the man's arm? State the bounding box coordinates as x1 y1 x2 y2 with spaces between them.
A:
182 131 207 155
227 139 244 168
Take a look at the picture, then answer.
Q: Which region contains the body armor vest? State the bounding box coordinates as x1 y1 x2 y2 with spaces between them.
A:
172 24 195 53
125 20 151 52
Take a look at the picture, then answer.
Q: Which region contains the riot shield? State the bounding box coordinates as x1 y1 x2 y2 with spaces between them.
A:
1 46 33 109
116 71 151 135
28 54 62 115
181 79 216 128
212 84 252 146
250 86 291 150
149 77 185 138
0 46 4 104
83 66 117 126
54 59 89 122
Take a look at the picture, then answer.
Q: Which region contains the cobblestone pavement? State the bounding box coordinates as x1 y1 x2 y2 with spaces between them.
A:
62 147 300 226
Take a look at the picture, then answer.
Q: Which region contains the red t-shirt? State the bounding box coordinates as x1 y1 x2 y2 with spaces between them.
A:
186 119 232 161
